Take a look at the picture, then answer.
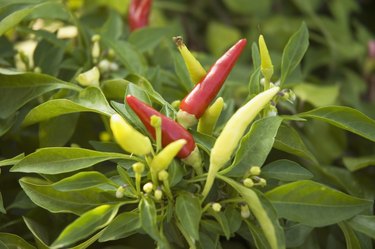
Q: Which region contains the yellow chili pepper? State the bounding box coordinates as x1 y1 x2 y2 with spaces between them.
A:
150 139 187 172
259 35 274 83
174 36 206 84
197 97 224 135
202 86 280 199
110 114 153 156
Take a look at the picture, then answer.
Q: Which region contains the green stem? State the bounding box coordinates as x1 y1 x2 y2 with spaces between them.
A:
150 169 158 187
201 164 218 201
135 173 141 195
264 77 270 91
162 179 173 201
155 124 162 153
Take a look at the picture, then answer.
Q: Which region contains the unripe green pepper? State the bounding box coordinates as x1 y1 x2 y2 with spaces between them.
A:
174 36 206 84
259 35 274 82
197 97 224 135
150 139 187 172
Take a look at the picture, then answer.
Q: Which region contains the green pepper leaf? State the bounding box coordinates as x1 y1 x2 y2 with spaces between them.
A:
139 197 160 241
0 72 80 119
129 27 169 52
262 159 313 182
0 233 36 249
273 124 318 164
338 222 362 249
266 180 373 227
99 211 140 242
19 177 119 215
52 171 116 192
298 106 375 142
348 215 375 240
51 205 119 248
343 156 375 172
280 22 309 86
23 87 115 126
11 147 137 174
0 153 25 167
0 192 5 214
175 192 202 241
284 223 313 248
39 113 79 147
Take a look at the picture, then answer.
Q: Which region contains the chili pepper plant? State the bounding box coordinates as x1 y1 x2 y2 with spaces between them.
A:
0 1 375 249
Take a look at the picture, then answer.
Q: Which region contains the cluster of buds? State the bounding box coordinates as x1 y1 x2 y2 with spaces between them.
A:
242 166 267 188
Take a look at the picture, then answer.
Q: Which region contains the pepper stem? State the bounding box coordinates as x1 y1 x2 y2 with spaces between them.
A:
150 115 162 152
135 173 141 195
201 163 218 201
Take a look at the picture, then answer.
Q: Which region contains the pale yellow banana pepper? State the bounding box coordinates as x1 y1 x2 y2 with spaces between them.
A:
150 139 187 172
110 114 153 156
202 86 280 199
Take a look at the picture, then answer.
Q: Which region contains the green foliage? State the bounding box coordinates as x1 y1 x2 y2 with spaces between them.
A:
0 0 374 248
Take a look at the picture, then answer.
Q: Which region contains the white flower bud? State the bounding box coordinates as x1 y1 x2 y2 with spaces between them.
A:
212 203 222 212
143 182 153 193
154 188 163 200
115 185 125 198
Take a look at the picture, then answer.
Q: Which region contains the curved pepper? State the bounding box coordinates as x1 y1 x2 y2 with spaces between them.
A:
126 95 198 160
110 113 153 156
174 36 206 84
128 0 153 31
177 38 247 128
150 139 187 172
202 86 280 199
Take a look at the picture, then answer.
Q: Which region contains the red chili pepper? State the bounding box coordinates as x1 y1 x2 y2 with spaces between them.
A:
177 38 247 128
128 0 153 31
126 95 196 159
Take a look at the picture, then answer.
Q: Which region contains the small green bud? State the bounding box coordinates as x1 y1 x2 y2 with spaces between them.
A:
154 187 163 200
158 170 169 181
259 178 267 187
143 182 153 193
108 48 116 59
249 166 261 176
212 203 222 212
265 104 278 117
280 89 296 103
171 100 181 109
243 178 254 188
150 115 162 128
91 34 101 42
240 204 250 219
115 185 126 198
34 67 42 73
132 162 145 174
